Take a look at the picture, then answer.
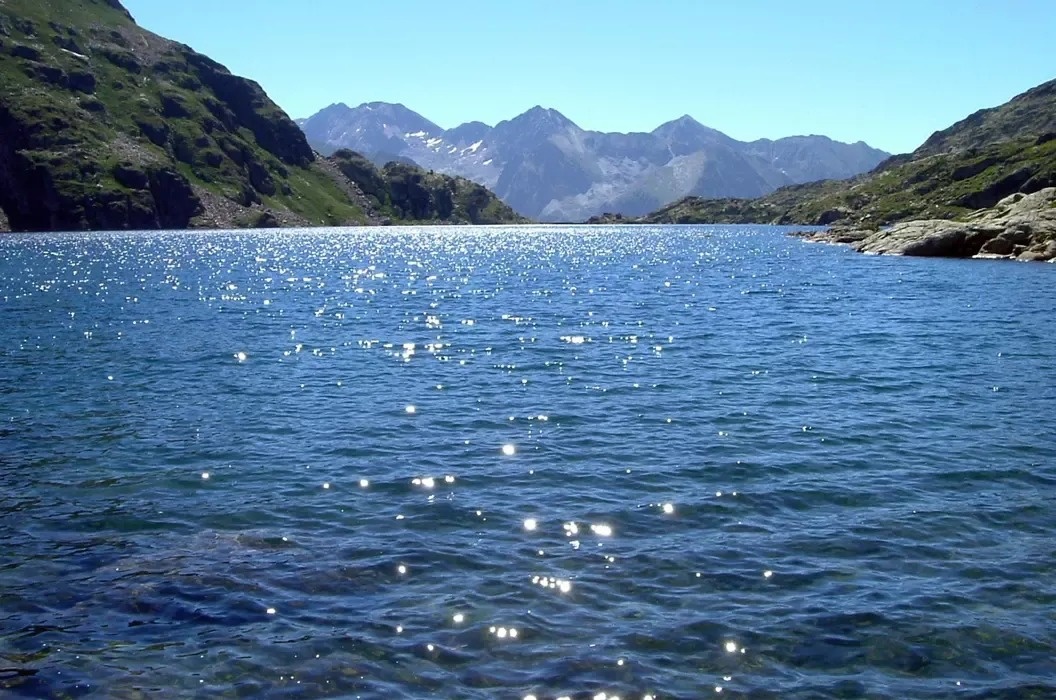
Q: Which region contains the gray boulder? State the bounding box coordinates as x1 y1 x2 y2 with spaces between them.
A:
832 188 1056 261
1017 240 1056 262
855 220 984 256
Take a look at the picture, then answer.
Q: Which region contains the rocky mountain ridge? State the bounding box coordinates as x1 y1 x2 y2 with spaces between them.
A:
0 0 357 230
299 102 890 222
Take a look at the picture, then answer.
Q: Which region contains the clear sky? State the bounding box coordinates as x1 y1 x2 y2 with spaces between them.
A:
122 0 1055 155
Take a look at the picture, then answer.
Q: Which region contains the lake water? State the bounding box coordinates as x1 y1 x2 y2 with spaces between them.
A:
2 225 1055 699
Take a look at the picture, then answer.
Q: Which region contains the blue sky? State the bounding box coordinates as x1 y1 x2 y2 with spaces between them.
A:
122 0 1056 154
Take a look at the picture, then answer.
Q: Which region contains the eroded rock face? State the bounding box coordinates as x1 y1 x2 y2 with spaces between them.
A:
147 166 204 227
805 189 1056 262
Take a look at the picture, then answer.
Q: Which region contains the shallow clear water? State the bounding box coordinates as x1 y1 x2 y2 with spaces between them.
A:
2 225 1055 699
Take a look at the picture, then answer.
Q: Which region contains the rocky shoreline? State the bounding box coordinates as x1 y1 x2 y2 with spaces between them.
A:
798 188 1056 262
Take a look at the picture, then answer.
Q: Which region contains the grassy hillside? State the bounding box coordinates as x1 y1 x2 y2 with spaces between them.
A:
0 0 368 230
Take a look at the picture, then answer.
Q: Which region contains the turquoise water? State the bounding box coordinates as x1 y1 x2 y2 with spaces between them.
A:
2 225 1055 699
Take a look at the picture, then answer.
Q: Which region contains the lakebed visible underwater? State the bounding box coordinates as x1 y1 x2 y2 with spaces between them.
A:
2 225 1054 699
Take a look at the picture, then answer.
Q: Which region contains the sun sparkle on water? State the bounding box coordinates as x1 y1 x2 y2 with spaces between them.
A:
3 226 1053 699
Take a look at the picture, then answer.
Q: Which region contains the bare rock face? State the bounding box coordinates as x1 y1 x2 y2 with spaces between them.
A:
822 188 1056 262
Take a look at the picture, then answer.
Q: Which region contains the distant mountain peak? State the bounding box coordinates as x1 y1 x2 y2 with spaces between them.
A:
517 105 575 127
654 114 715 135
453 120 492 129
360 100 404 110
312 102 352 116
341 102 441 133
356 101 428 120
651 115 732 157
445 121 493 146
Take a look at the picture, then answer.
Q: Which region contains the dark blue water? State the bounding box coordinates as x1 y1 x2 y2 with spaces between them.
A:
2 225 1055 699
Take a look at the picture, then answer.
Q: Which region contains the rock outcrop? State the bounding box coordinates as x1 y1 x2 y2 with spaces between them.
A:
803 188 1056 262
103 0 135 21
327 150 527 225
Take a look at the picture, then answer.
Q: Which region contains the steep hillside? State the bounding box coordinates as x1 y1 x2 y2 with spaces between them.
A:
0 0 370 230
298 102 890 221
328 150 526 225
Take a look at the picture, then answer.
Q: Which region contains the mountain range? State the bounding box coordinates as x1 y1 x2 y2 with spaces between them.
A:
298 103 891 221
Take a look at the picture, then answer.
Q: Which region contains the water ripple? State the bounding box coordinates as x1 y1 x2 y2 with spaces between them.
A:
1 226 1055 698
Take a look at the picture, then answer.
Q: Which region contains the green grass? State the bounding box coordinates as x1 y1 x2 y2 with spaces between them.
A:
266 163 367 226
774 137 1056 226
